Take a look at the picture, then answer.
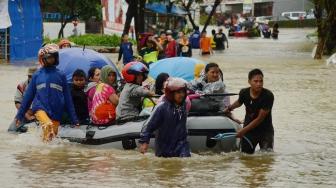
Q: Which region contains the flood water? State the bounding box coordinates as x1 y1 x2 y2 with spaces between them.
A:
0 29 335 187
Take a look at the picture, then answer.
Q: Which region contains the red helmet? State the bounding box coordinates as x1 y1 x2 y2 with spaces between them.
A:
164 77 187 102
122 61 149 83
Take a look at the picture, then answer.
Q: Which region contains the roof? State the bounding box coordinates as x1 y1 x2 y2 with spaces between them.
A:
145 3 188 16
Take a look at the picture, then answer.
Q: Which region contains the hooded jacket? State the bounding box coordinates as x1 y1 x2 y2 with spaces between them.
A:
139 98 191 157
16 66 79 124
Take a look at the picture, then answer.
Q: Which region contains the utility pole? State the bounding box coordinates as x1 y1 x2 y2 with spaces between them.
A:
252 0 254 17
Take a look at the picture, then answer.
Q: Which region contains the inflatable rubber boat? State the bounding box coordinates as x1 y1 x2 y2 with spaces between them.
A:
9 114 242 153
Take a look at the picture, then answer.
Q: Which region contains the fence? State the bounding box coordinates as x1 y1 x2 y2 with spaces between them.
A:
0 28 9 63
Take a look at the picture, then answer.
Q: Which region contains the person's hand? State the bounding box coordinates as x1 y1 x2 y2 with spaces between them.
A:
223 108 230 114
140 143 149 154
25 113 35 121
149 91 156 96
236 128 246 138
15 119 21 128
149 36 155 42
75 123 80 128
223 106 232 113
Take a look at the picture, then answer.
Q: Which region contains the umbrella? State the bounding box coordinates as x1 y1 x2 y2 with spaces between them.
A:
149 57 206 81
58 47 121 82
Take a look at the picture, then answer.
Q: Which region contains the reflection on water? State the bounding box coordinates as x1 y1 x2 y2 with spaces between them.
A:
0 29 336 187
239 154 275 188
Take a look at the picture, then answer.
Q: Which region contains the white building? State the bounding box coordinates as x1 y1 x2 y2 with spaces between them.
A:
199 0 313 20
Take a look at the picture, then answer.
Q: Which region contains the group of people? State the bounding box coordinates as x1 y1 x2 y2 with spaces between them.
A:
12 34 274 158
117 31 191 67
117 28 229 67
189 27 229 56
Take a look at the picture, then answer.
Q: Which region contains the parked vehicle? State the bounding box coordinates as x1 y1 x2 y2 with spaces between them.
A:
281 11 306 20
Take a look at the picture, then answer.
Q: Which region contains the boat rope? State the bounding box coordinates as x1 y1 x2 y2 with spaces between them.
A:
212 132 254 150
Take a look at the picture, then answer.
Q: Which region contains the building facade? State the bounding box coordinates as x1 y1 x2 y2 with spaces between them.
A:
201 0 313 20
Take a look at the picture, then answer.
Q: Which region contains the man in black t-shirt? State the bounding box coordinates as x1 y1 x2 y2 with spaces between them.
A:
214 28 229 51
225 69 274 154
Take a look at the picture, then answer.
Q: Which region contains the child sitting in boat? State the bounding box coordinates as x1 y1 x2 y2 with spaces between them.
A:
71 69 89 124
116 61 155 121
15 44 79 142
90 65 119 125
139 77 191 157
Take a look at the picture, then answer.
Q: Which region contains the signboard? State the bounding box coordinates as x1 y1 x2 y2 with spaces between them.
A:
102 0 131 35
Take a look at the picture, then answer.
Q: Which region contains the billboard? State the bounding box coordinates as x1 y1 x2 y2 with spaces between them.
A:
102 0 131 35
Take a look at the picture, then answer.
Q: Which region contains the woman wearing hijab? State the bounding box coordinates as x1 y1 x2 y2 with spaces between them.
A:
90 65 119 125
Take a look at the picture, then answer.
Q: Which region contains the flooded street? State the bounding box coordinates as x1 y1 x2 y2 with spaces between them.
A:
0 29 335 187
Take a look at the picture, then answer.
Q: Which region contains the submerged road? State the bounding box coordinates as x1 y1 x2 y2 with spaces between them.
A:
0 28 335 187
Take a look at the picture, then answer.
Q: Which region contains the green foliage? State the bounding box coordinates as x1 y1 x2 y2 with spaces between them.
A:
68 34 122 47
269 19 316 28
44 34 137 47
41 0 102 21
200 14 216 25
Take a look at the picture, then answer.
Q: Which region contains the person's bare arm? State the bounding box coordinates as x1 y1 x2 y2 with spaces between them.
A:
236 109 270 138
109 93 119 106
152 38 163 51
224 100 242 113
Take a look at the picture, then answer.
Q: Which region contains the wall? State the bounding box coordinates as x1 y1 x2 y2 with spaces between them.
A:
273 0 313 21
43 22 86 39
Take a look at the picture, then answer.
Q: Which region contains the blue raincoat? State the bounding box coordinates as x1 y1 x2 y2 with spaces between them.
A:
189 30 201 49
16 67 79 124
139 98 191 157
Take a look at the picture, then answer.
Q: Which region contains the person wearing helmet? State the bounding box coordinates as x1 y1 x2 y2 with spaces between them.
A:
58 39 71 49
139 77 191 157
116 61 155 121
15 44 79 142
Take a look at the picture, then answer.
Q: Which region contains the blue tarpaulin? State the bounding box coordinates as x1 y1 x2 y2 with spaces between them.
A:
145 3 187 16
8 0 42 62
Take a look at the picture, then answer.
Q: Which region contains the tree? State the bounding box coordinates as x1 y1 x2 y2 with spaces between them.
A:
201 0 221 33
181 0 199 29
41 0 102 39
312 0 336 59
123 0 146 40
180 0 222 32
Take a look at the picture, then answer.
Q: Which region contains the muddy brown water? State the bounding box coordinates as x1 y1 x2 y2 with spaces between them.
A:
0 29 335 187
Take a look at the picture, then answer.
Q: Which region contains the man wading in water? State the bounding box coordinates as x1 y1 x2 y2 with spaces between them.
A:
224 69 274 154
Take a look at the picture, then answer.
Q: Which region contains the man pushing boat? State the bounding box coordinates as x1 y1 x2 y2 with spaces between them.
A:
225 69 274 154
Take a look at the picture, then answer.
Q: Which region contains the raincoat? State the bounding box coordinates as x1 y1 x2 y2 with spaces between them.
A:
16 66 79 124
139 98 191 157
